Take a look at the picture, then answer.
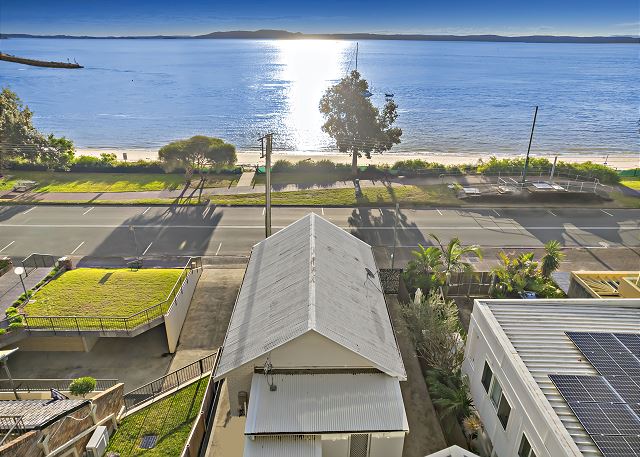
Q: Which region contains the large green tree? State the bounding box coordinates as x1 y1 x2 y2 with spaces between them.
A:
158 135 237 182
319 70 402 175
0 87 45 168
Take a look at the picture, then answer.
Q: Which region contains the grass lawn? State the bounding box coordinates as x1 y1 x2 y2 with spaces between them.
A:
0 171 236 193
107 379 206 457
209 184 461 206
253 171 352 186
23 268 184 325
621 177 640 190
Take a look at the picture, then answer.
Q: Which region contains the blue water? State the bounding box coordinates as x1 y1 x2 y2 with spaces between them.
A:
0 38 638 156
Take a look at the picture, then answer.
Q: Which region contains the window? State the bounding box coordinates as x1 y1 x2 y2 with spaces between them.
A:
481 361 493 393
496 394 511 429
519 434 537 457
490 377 502 407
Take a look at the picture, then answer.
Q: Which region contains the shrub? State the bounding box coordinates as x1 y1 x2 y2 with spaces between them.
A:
0 329 6 335
8 322 24 330
8 315 23 324
4 307 18 316
69 377 97 398
271 160 295 172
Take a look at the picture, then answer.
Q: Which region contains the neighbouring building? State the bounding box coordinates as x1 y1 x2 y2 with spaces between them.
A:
462 298 640 457
213 213 409 457
425 445 481 457
569 271 640 298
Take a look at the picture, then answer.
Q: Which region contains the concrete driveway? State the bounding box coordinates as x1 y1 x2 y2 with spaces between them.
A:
166 268 244 372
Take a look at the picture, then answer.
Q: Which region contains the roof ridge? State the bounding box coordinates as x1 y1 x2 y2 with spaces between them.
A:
308 213 317 330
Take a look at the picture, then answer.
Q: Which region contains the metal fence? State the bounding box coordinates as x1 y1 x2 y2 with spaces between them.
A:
0 378 118 393
123 353 216 412
22 257 202 334
445 271 494 298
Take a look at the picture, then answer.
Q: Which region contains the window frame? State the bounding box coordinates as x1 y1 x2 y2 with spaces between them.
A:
518 434 537 457
481 361 493 393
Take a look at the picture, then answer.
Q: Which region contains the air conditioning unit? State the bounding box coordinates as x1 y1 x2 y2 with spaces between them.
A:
86 426 109 457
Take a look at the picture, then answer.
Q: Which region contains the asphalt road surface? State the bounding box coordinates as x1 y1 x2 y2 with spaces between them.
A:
0 205 638 269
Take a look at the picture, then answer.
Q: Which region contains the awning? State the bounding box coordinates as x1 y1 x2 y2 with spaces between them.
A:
245 373 408 435
243 435 321 457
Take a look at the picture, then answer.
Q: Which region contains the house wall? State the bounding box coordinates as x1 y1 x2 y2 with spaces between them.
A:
10 335 98 352
223 331 379 416
318 433 404 457
462 306 579 457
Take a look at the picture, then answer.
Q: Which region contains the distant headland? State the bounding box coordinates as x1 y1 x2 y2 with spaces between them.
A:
1 29 638 44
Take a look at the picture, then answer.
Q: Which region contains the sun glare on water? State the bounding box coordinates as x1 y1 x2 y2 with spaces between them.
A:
275 40 351 153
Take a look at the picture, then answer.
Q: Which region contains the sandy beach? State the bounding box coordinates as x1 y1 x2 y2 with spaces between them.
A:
78 148 640 169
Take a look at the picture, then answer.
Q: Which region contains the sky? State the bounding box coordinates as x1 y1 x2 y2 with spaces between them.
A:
0 0 638 37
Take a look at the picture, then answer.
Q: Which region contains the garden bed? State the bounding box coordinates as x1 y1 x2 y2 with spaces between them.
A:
107 379 206 457
22 268 184 318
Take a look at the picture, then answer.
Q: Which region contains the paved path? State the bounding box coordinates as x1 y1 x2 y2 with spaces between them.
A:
0 267 51 314
235 171 255 187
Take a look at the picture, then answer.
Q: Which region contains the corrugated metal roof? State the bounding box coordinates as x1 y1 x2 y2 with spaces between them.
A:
243 435 321 457
245 373 408 434
0 399 88 430
215 213 405 380
480 299 640 457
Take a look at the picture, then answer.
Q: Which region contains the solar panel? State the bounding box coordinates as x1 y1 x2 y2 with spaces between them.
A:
550 374 623 404
615 334 640 358
557 332 640 457
592 435 640 457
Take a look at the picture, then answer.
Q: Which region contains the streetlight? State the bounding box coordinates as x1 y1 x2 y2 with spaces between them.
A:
129 225 139 259
13 267 27 296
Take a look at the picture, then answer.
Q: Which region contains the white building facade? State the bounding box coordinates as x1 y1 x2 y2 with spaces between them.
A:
462 298 640 457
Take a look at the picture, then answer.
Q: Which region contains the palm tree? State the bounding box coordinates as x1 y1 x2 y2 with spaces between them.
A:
541 240 564 278
426 368 474 421
429 234 482 293
402 244 444 291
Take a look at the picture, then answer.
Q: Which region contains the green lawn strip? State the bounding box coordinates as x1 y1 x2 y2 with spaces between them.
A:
208 184 461 206
621 177 640 190
107 379 206 457
253 171 353 186
610 191 640 208
0 198 206 206
0 171 235 192
23 268 184 330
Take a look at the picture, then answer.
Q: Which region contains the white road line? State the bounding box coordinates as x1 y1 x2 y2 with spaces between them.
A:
321 208 325 216
436 208 443 216
202 206 210 218
142 242 153 256
492 209 500 217
70 241 85 255
142 207 151 215
0 241 15 252
547 210 557 216
22 207 36 215
82 207 95 215
262 207 265 216
215 242 222 255
601 209 614 217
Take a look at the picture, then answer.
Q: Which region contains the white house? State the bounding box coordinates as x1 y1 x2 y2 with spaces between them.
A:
462 298 640 457
213 213 408 457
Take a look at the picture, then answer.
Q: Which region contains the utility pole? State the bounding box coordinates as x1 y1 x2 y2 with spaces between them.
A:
391 203 399 269
522 105 539 185
550 155 558 183
259 133 273 238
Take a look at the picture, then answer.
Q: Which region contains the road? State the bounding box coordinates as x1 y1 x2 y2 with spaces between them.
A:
0 205 638 269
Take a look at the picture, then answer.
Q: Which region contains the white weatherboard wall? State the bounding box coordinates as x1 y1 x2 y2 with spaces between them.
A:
320 433 405 457
164 267 202 353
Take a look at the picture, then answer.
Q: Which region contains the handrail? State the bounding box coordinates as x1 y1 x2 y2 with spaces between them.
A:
0 415 25 445
123 352 216 411
21 257 202 334
0 378 118 392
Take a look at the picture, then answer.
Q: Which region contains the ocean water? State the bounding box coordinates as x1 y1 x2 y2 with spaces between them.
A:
0 38 638 156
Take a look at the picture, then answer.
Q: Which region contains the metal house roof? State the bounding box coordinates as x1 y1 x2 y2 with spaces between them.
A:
245 373 409 435
478 299 640 457
215 213 406 380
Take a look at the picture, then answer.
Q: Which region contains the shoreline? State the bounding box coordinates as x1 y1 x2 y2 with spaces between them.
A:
77 148 640 170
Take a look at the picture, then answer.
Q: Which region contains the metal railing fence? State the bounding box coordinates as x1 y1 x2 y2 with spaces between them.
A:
123 353 216 412
0 378 118 393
